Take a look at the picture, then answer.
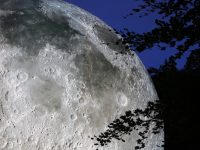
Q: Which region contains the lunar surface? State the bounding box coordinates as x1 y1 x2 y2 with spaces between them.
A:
0 0 163 149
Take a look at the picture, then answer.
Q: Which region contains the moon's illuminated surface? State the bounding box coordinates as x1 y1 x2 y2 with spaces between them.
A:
0 0 163 149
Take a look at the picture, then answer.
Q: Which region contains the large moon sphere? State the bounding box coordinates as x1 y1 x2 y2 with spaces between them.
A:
0 0 163 149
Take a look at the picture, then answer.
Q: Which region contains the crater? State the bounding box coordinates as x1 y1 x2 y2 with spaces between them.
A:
0 138 7 149
44 67 56 75
74 92 83 101
17 71 28 82
5 141 13 149
70 114 77 121
28 135 37 143
65 73 75 83
82 113 87 118
117 93 128 106
78 97 85 104
75 80 86 89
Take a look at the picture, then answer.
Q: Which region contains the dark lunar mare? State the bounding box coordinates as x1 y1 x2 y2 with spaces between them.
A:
0 0 39 10
0 0 81 56
74 49 122 97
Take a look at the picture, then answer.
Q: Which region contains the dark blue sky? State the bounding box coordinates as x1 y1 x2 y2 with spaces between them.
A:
66 0 187 69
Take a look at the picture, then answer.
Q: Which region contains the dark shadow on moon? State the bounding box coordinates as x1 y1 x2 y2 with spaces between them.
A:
94 24 134 56
91 100 164 149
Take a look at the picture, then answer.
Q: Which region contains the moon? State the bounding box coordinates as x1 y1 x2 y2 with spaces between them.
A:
0 0 163 149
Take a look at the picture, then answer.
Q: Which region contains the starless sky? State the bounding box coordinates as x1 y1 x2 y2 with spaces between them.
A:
66 0 187 69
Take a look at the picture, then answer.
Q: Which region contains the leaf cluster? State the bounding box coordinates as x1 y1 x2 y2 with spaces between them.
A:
91 100 164 149
121 0 200 67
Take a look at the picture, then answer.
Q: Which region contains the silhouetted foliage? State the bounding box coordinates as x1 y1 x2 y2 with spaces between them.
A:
91 100 164 149
113 0 200 149
184 48 200 72
120 0 200 65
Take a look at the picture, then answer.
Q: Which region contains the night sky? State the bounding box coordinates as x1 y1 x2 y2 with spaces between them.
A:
66 0 188 69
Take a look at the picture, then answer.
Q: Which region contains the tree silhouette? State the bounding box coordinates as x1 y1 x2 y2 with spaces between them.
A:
91 100 164 149
115 0 200 67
